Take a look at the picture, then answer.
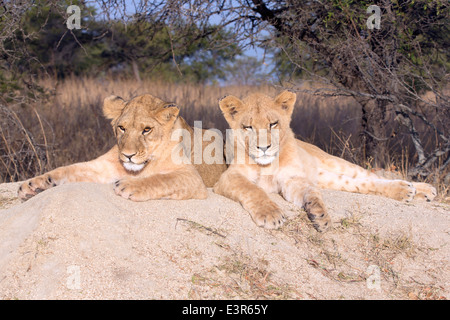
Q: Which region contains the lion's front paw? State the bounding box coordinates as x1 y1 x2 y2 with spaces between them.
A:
250 201 286 229
18 174 56 201
412 182 437 202
114 179 149 202
304 194 330 232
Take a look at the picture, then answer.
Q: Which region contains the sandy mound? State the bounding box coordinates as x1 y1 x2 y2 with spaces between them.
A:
0 181 448 300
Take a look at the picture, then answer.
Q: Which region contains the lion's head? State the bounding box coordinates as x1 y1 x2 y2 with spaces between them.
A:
103 94 179 173
219 90 296 165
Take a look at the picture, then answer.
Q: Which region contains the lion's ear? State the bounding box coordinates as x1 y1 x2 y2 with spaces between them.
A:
218 95 245 123
103 95 126 120
274 90 296 117
156 104 180 124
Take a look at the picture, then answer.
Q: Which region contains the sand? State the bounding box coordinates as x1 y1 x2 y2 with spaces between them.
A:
0 181 448 299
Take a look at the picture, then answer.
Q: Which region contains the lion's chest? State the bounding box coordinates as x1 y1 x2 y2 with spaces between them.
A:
256 174 279 194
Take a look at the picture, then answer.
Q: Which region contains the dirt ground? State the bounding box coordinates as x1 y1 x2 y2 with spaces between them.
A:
0 181 448 300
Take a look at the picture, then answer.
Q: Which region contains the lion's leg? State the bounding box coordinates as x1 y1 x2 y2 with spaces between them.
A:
114 168 208 201
18 149 121 200
318 157 437 202
316 169 417 202
281 177 330 232
214 170 285 229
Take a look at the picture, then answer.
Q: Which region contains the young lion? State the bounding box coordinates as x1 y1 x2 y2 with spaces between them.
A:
214 91 437 232
18 94 226 201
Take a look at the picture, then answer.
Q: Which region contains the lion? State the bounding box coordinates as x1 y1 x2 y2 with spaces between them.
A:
18 94 226 201
213 91 437 232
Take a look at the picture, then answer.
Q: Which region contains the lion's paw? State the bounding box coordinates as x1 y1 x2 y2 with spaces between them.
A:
412 182 437 202
18 174 56 201
114 179 150 202
250 201 286 230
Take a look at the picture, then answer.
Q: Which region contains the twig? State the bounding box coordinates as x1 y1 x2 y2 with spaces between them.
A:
176 218 227 238
394 104 426 165
31 106 50 169
167 27 183 76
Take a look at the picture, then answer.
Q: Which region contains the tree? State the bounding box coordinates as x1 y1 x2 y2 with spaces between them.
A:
0 1 241 84
224 55 269 85
94 19 241 83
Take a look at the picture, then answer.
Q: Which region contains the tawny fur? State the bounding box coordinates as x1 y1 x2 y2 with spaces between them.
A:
214 91 437 232
18 94 226 201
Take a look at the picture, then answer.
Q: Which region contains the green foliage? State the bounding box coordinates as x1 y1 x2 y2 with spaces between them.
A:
224 56 270 85
272 0 448 92
0 1 240 84
18 0 98 77
93 21 240 83
391 0 449 91
0 74 21 103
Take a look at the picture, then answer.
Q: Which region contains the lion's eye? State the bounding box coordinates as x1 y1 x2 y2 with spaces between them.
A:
243 125 253 131
118 125 125 132
270 121 278 129
142 127 152 134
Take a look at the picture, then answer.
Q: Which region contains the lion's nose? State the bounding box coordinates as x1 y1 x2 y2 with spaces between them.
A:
257 145 271 152
122 152 136 161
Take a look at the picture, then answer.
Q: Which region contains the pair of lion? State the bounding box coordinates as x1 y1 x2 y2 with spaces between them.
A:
18 91 437 232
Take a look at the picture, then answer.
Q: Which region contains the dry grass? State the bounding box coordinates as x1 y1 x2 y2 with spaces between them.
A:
189 252 302 299
0 195 16 209
175 216 302 299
